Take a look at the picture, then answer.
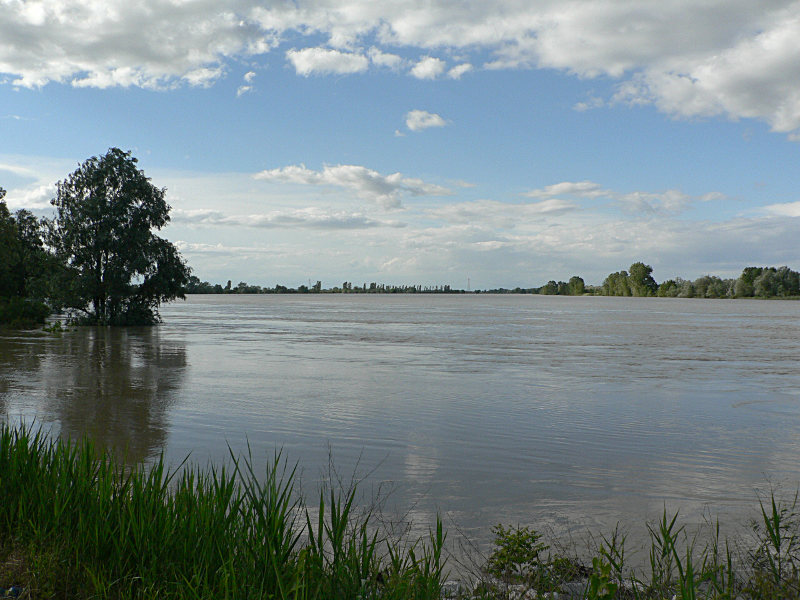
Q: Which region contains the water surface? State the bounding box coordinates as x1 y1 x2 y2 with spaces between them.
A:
2 295 799 551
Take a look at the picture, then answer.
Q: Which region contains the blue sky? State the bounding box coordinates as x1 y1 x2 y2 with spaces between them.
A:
2 1 799 288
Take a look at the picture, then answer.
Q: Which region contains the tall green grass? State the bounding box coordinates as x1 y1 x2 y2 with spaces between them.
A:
0 423 446 599
3 422 800 599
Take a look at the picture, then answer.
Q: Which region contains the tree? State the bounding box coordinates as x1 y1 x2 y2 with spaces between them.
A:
568 276 585 296
49 148 190 325
628 262 658 296
0 188 54 327
0 189 19 298
602 271 631 296
540 280 559 295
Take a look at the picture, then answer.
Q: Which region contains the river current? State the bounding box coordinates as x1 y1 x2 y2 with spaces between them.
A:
2 294 799 554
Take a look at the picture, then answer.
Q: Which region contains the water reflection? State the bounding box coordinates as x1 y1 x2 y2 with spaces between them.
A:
1 327 186 462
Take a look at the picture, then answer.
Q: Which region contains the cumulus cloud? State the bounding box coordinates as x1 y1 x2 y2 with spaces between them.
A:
2 1 800 134
172 207 405 229
368 47 403 70
0 1 264 89
3 183 56 210
286 47 368 76
253 164 452 209
405 110 447 131
447 63 473 79
410 56 446 79
761 201 800 218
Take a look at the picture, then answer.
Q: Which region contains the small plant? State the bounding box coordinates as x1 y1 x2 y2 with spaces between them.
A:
586 556 618 600
486 524 549 583
41 320 64 334
746 491 800 598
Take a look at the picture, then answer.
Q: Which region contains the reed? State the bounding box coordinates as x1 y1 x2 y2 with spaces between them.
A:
3 422 800 599
0 423 446 599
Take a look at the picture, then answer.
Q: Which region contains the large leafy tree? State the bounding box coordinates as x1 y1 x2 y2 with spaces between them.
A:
49 148 190 325
0 187 20 298
627 262 658 297
1 187 53 326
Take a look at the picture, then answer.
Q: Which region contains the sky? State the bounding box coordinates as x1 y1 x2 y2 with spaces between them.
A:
1 0 800 289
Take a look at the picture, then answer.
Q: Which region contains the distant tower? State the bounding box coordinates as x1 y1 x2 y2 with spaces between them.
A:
467 277 470 292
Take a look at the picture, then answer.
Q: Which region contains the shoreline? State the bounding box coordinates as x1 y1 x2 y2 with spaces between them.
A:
2 423 799 599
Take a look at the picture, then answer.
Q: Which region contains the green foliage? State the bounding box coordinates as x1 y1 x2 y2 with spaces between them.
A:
539 280 560 295
568 275 586 295
48 148 190 325
0 423 446 600
586 557 618 600
486 524 549 582
0 297 50 328
657 279 679 297
602 270 631 296
628 262 658 297
734 266 800 298
746 492 800 597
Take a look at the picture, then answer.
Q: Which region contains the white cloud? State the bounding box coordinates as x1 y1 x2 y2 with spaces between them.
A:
524 180 726 216
368 47 403 70
405 110 447 131
236 70 256 96
3 183 56 210
174 241 279 257
428 198 578 227
573 96 605 112
253 163 452 209
615 190 692 215
447 63 473 79
410 56 446 80
286 47 368 76
172 207 405 229
761 201 800 218
0 162 37 178
525 181 610 199
2 2 800 134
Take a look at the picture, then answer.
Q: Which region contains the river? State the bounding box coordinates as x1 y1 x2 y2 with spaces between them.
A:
2 294 799 556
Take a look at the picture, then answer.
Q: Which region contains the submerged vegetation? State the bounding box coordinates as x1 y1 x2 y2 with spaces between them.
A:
2 423 800 599
0 149 190 329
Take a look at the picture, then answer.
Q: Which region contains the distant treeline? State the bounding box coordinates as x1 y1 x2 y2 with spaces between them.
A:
186 277 467 295
188 263 800 299
598 262 800 298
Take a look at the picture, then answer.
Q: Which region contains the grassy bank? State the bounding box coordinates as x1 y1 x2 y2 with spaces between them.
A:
1 423 800 599
0 424 445 599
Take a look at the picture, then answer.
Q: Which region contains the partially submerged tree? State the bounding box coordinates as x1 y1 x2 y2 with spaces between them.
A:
49 148 190 325
0 187 52 327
